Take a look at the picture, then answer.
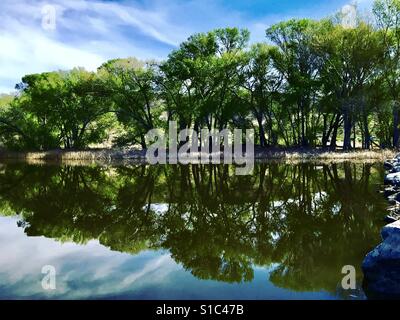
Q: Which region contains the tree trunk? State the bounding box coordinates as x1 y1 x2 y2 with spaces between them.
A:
256 113 266 147
330 124 338 151
328 114 341 151
140 135 147 149
300 100 308 147
393 102 399 148
322 115 328 148
323 114 339 149
363 116 370 150
301 110 306 146
343 108 352 151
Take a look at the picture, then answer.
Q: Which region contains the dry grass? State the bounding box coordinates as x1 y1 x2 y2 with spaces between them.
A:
0 148 396 165
255 149 397 161
0 149 145 161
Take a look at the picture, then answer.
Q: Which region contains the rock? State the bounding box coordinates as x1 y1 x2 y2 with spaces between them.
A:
391 165 400 173
384 160 395 170
387 192 400 203
384 186 399 198
387 192 399 200
387 205 400 213
384 172 400 186
381 220 400 238
362 221 400 298
384 215 398 224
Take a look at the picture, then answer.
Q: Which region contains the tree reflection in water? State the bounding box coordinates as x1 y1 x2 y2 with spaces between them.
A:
0 162 387 295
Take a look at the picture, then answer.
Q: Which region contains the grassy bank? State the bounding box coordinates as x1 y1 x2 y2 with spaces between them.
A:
0 148 396 164
254 148 397 161
0 149 146 161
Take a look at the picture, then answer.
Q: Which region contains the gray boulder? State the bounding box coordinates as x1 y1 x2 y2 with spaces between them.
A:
385 172 400 186
385 216 398 224
387 192 400 203
385 160 395 170
384 186 399 198
391 165 400 173
362 221 400 298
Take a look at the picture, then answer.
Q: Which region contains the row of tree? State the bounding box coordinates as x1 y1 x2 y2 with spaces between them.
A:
1 0 400 151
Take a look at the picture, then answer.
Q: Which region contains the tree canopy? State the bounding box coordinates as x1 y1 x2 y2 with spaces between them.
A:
1 0 400 151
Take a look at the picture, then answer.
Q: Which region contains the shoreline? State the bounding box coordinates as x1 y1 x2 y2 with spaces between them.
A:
362 152 400 299
0 148 396 164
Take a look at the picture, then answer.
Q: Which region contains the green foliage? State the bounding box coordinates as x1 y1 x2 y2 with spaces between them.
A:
0 162 386 291
99 58 161 148
1 69 115 150
159 27 250 133
2 2 400 151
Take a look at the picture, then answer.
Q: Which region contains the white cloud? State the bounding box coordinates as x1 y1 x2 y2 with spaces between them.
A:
0 0 182 93
0 0 372 94
0 216 179 299
0 25 104 76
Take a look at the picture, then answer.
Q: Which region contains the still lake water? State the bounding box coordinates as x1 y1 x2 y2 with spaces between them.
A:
0 161 388 300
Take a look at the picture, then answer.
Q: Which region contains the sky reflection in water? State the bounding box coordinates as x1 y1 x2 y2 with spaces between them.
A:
0 162 388 299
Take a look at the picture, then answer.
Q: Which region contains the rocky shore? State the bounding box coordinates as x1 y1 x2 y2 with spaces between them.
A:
362 154 400 299
382 156 400 222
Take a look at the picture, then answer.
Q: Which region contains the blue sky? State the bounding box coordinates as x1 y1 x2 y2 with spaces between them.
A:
0 0 374 93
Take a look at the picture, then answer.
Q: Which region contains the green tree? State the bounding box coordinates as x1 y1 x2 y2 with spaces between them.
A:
5 68 115 150
373 0 400 148
100 58 160 148
267 19 323 147
240 44 282 147
160 28 250 135
315 22 384 150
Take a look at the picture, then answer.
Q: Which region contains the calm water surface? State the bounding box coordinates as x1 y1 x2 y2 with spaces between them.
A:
0 162 388 299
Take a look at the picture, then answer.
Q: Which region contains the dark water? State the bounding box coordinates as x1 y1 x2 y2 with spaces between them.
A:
0 162 388 300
